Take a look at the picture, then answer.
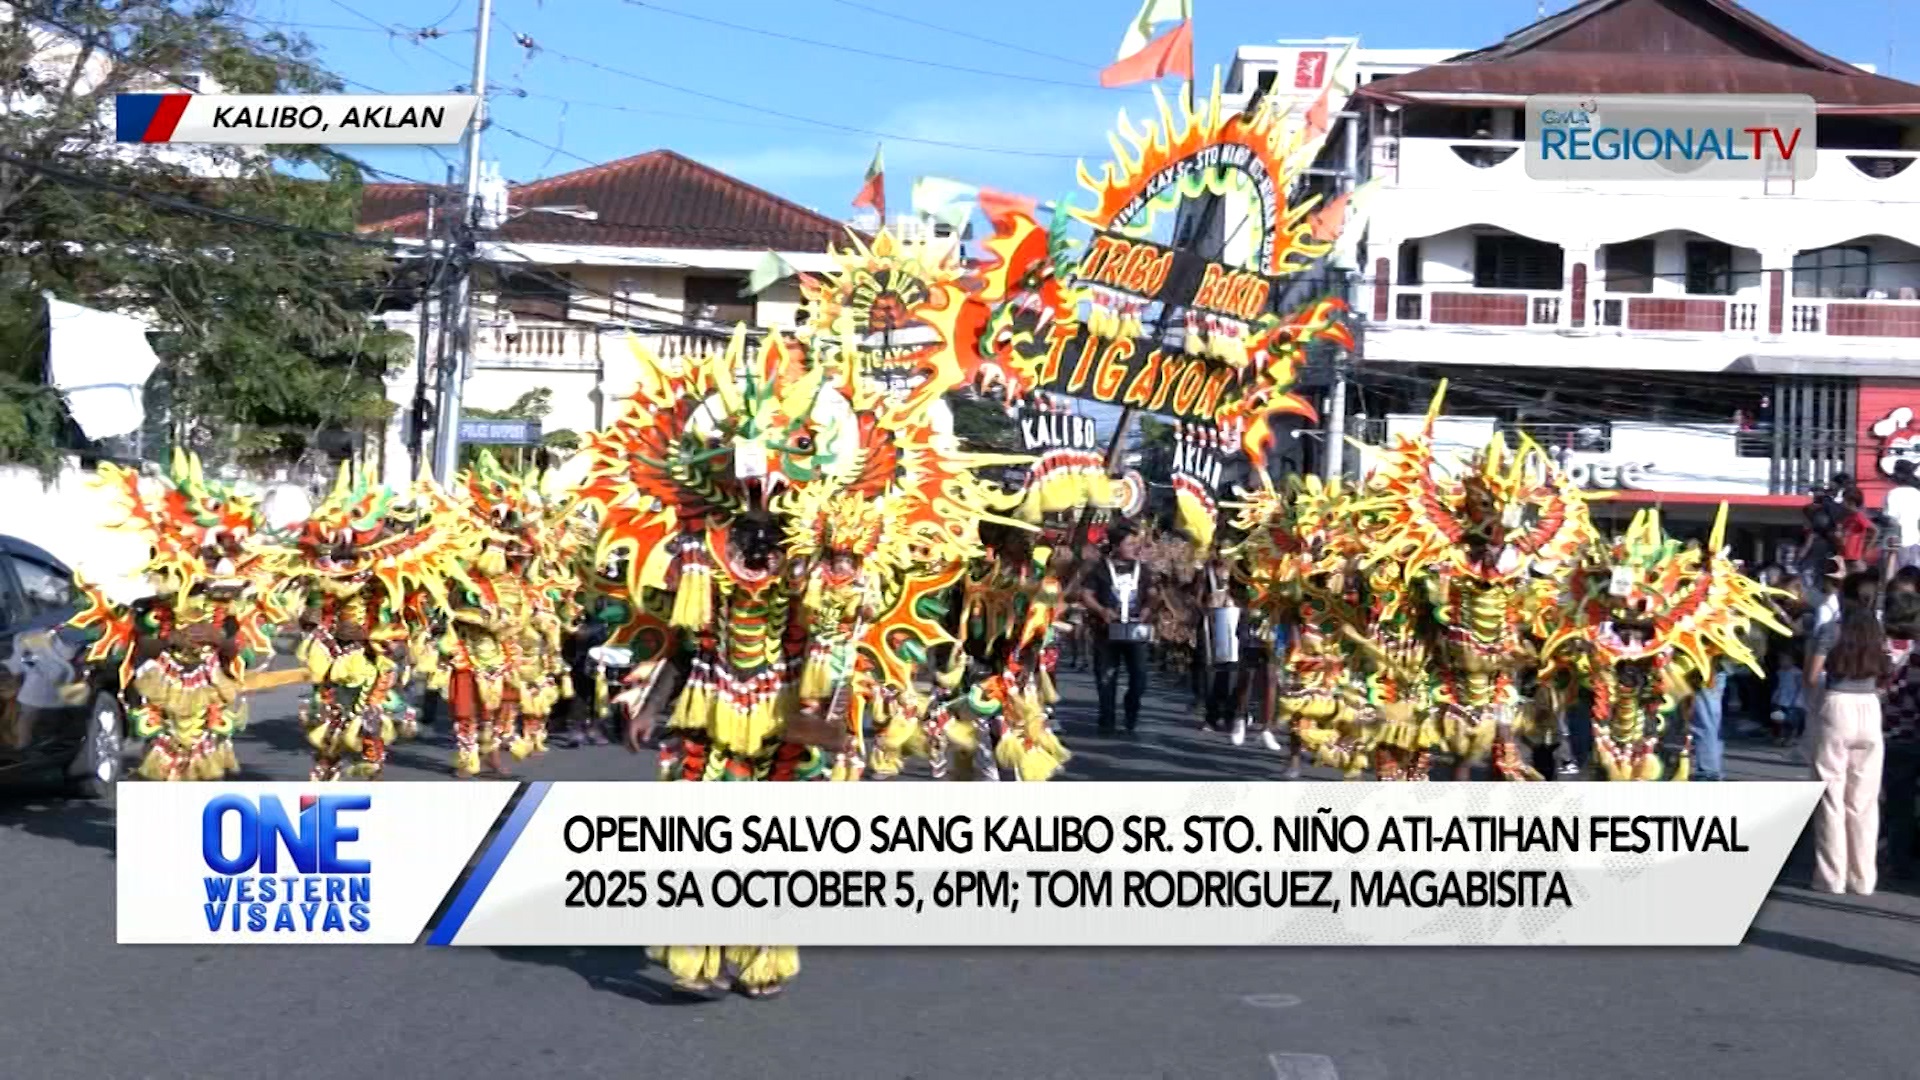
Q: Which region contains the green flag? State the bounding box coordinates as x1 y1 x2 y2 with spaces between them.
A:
742 250 797 297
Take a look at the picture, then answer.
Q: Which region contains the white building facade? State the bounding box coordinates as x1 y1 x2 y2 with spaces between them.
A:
358 150 856 488
1269 0 1920 544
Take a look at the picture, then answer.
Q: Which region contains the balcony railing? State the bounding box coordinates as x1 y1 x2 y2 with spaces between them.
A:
1788 296 1920 338
1382 286 1920 341
1378 138 1920 201
1391 287 1566 328
466 321 740 370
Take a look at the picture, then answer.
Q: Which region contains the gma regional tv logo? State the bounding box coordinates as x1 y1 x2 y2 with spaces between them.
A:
201 793 372 934
1525 94 1817 182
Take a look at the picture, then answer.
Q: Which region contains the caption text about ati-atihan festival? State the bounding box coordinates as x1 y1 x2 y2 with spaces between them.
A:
556 811 1748 916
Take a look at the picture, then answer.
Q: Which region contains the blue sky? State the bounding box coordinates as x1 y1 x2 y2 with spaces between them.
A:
256 0 1910 214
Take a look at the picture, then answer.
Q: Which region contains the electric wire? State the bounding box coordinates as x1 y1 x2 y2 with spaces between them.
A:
816 0 1099 69
613 0 1102 90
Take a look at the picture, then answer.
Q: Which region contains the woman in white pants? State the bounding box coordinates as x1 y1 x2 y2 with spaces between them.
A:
1805 600 1889 895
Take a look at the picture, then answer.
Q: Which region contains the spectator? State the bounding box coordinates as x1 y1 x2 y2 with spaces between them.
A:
1270 617 1303 774
1079 525 1156 735
1797 476 1847 592
1227 581 1271 747
1198 553 1241 734
1770 649 1805 746
1880 596 1920 879
1689 654 1732 781
1884 460 1920 573
1835 487 1878 573
1806 558 1845 645
1806 581 1889 896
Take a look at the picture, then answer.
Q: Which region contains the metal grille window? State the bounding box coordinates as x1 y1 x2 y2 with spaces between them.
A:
1472 235 1563 290
1768 376 1855 496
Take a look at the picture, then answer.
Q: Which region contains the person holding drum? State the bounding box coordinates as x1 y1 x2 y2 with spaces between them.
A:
1078 525 1159 735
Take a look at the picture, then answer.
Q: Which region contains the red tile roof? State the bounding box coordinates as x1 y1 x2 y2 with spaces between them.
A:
359 182 438 230
1358 0 1920 110
355 150 853 251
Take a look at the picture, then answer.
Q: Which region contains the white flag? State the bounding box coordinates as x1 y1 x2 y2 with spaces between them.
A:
911 176 978 229
44 295 161 440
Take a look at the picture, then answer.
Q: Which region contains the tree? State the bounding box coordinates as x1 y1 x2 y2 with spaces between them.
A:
0 2 408 471
460 388 554 471
945 390 1021 452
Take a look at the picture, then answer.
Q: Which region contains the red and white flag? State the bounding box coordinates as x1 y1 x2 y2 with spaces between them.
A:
852 144 885 221
1098 0 1193 89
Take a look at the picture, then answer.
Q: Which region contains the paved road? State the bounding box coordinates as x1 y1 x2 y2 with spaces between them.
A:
2 669 1917 1080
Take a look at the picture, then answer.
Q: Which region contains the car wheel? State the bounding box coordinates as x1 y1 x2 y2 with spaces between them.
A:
65 691 124 799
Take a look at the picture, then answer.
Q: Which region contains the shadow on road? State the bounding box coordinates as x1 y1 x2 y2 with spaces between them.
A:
1745 927 1920 977
1768 888 1920 923
488 946 720 1005
0 788 115 853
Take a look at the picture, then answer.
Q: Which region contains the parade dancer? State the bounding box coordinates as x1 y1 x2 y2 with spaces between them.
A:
281 465 478 780
68 451 286 781
579 327 1022 998
1537 506 1787 780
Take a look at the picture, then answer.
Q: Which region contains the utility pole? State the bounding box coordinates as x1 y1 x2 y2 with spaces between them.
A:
433 0 495 483
407 186 442 479
1323 107 1363 483
1322 360 1348 481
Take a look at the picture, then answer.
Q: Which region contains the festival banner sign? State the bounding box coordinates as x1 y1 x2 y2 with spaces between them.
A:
1014 77 1349 434
116 781 1821 948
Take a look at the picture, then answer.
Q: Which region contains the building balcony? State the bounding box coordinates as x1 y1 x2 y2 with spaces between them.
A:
1368 284 1920 372
1364 138 1920 257
461 320 736 371
1377 137 1920 202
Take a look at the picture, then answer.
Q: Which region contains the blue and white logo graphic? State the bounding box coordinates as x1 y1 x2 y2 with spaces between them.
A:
119 783 520 945
1525 93 1817 182
200 793 373 933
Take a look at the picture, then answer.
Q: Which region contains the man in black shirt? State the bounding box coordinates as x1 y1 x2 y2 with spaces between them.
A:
1078 526 1156 734
1797 473 1849 593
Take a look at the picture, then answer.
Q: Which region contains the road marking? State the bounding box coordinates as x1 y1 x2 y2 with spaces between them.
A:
1240 993 1303 1009
1268 1053 1340 1080
244 668 308 691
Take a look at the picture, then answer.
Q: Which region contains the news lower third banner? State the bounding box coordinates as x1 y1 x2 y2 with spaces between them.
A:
115 95 476 144
116 781 1820 947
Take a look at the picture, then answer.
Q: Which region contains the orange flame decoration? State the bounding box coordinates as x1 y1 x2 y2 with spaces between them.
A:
575 328 1028 684
1073 75 1333 277
67 451 291 687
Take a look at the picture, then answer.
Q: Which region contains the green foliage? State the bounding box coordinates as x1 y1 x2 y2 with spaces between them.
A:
0 2 407 470
1136 416 1175 450
460 389 552 469
945 391 1020 452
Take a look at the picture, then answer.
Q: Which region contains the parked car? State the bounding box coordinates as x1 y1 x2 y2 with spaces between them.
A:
0 535 124 797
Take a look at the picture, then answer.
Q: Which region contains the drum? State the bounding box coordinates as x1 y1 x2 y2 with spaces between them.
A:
1209 607 1241 665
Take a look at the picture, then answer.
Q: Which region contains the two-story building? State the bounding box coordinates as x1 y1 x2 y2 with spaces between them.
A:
357 149 862 486
1321 0 1920 557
